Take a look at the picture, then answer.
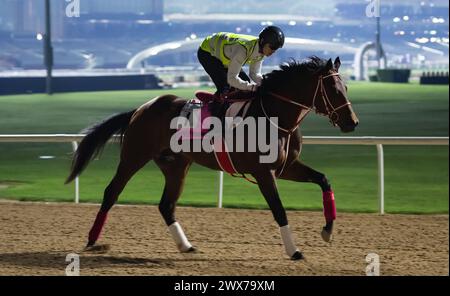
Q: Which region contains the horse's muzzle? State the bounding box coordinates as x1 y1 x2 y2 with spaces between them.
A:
340 121 358 133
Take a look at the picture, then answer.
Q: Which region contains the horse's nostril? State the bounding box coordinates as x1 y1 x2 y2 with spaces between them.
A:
355 121 359 127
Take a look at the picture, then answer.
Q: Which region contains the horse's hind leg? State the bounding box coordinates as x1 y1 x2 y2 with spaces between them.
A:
154 151 194 253
279 159 335 242
86 139 153 248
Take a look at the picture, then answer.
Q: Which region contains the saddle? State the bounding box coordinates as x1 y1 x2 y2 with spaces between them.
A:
176 90 255 140
176 90 257 181
195 90 255 121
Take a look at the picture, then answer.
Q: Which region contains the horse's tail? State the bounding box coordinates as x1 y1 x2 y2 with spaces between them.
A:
65 109 137 184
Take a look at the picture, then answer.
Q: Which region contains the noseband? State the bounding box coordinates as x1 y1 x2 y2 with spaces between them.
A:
260 72 351 134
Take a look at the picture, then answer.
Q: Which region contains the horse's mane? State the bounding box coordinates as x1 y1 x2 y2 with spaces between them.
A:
260 56 328 92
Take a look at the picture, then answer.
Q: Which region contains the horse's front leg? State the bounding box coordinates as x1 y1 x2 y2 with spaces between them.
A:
279 159 336 243
252 169 303 260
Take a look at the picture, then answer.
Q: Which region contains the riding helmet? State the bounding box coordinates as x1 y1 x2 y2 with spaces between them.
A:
259 26 285 50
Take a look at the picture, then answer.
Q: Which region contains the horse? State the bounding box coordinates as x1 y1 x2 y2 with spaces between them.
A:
66 56 359 260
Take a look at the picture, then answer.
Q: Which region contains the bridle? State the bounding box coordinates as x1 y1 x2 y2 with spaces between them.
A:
260 72 351 134
259 72 352 179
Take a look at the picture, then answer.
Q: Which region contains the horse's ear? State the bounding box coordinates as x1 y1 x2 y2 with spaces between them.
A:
326 58 333 70
334 57 341 71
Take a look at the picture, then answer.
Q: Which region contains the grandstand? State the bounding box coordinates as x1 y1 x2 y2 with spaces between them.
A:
0 0 448 73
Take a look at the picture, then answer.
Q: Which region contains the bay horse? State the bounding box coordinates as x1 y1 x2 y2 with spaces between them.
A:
66 56 359 260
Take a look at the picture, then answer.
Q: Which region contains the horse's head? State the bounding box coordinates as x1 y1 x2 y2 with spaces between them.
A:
260 56 359 133
313 57 359 133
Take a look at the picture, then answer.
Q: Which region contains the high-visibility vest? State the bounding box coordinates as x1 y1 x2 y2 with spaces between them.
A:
200 32 264 67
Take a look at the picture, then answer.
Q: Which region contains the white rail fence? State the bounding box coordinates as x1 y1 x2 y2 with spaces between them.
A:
0 134 448 214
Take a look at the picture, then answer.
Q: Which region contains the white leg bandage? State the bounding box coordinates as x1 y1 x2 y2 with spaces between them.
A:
280 225 299 257
168 222 193 253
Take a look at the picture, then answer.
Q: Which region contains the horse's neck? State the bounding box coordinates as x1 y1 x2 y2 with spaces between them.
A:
258 89 310 134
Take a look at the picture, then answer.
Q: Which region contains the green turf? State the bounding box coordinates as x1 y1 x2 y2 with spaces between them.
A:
0 82 448 214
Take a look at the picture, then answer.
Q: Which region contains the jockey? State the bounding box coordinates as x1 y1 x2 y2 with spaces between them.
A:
197 26 285 99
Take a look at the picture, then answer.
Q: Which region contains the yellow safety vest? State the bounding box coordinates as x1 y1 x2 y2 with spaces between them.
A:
200 32 264 67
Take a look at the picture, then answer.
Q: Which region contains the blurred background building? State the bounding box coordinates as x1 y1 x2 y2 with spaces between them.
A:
0 0 448 81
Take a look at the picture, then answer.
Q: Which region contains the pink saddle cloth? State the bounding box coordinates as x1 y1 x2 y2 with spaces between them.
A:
176 98 212 140
176 91 254 141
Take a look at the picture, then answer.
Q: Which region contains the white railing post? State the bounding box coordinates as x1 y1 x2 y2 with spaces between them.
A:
218 171 224 208
71 141 79 204
376 144 385 215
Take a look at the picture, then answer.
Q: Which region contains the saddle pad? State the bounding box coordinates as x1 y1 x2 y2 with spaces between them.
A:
177 99 212 140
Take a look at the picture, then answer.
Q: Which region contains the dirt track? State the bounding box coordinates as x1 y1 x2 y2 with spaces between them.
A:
0 201 448 276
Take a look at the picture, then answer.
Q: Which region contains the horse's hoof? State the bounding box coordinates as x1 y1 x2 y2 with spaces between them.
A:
83 242 95 252
182 246 197 253
291 251 304 260
84 244 110 253
321 227 333 243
